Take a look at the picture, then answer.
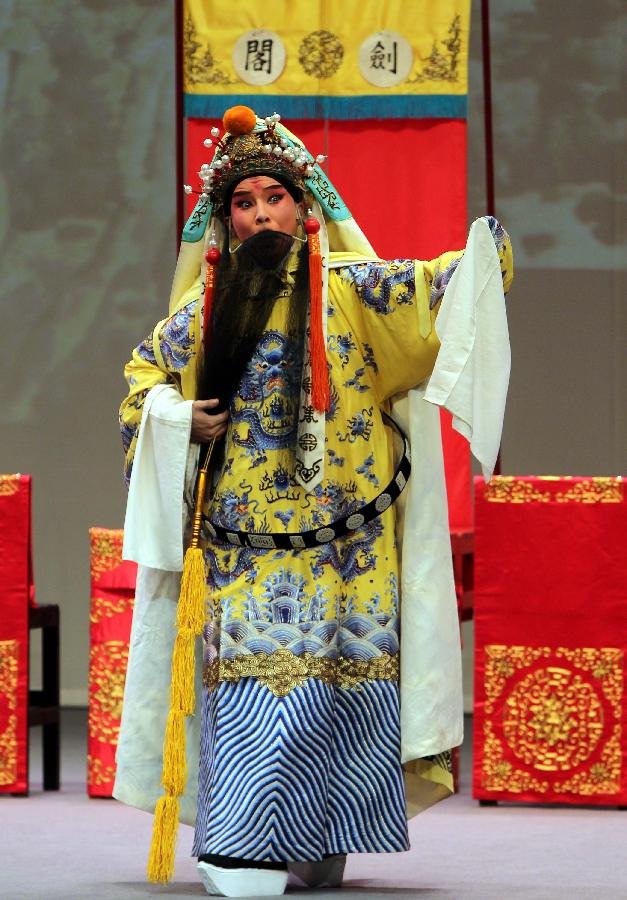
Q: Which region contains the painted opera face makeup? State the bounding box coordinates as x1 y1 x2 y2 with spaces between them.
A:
230 175 300 242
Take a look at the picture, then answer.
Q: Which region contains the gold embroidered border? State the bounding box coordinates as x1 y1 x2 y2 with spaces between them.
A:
0 639 19 786
552 726 622 795
484 645 550 714
482 644 623 796
484 476 623 504
89 528 124 581
0 474 20 496
204 649 399 697
88 641 129 744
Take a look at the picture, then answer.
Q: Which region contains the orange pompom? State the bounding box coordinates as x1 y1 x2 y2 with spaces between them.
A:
223 105 257 136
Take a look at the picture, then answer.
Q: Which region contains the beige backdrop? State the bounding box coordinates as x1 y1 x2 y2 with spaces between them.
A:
0 1 624 705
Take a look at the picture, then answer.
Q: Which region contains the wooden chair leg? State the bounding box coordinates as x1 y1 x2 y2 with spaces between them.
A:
42 609 60 790
42 720 60 791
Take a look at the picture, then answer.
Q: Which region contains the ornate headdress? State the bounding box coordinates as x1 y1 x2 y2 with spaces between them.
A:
187 106 330 415
185 105 326 210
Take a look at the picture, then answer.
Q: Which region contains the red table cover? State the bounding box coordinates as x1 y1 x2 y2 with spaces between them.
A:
473 476 627 804
87 528 136 797
0 475 32 794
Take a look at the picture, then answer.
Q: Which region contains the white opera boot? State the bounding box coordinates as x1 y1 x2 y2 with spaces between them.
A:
197 861 288 897
287 854 347 889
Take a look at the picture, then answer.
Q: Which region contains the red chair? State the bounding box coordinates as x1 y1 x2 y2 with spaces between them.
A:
87 528 136 797
0 474 60 795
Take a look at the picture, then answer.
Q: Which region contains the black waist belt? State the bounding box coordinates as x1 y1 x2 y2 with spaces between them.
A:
203 413 411 551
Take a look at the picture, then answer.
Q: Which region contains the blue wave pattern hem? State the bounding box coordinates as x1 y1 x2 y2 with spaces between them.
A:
192 677 410 861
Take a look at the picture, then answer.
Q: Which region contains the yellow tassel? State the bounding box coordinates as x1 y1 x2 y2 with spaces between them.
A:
170 629 196 716
161 709 188 795
176 546 206 633
147 794 179 884
146 440 215 884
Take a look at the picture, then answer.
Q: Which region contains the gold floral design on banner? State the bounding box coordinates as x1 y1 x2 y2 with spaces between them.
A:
0 640 19 786
484 476 622 504
481 644 623 796
88 641 129 744
204 649 399 697
298 31 344 79
183 12 235 87
407 14 462 84
0 475 20 496
87 754 117 788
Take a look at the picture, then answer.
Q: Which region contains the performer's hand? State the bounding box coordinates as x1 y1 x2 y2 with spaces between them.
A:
191 398 229 443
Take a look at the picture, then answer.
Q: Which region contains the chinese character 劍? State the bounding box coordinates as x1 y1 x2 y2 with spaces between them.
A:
370 39 398 74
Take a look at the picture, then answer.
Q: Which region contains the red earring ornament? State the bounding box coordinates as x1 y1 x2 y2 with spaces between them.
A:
304 214 329 413
203 245 221 343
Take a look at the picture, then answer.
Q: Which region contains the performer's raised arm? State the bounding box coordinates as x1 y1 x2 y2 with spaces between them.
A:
333 216 513 402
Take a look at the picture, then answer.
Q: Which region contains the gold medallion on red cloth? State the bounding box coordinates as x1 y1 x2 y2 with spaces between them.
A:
473 477 626 804
87 528 136 797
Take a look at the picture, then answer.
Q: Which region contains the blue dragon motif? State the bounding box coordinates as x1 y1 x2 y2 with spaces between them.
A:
340 260 415 315
211 480 263 531
231 330 302 459
206 546 263 590
312 516 384 582
328 331 356 368
343 367 370 393
157 301 197 370
356 453 380 487
338 406 374 443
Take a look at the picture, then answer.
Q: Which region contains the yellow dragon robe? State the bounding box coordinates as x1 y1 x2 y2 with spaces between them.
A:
117 221 512 859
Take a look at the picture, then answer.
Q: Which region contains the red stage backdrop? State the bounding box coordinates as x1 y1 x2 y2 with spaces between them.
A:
0 474 33 794
87 528 136 797
180 1 472 528
473 476 627 805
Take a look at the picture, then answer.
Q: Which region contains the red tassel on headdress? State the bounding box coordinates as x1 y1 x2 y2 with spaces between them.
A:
304 214 329 413
202 246 221 344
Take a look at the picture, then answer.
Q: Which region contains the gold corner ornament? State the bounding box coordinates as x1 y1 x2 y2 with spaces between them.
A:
0 475 20 496
89 528 124 580
0 640 19 786
484 476 623 504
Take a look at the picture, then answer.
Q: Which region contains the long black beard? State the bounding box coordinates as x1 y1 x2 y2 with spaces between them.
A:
197 233 309 413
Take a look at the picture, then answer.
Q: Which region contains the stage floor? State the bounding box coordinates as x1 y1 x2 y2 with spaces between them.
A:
3 711 626 899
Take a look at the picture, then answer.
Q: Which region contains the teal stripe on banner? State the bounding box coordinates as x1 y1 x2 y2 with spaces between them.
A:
184 93 467 121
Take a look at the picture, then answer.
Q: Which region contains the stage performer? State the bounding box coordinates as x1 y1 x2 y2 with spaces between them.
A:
114 106 513 898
